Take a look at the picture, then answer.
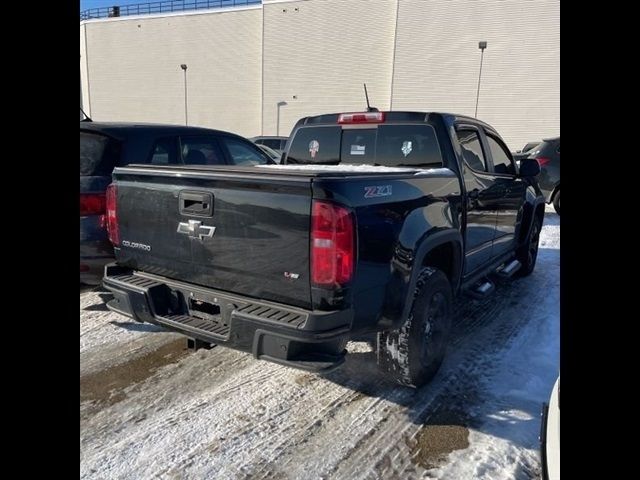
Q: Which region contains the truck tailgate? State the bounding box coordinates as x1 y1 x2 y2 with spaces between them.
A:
112 166 313 309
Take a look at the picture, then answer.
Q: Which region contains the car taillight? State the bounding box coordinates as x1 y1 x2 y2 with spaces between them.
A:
311 200 355 287
105 184 119 246
337 112 385 124
536 157 551 167
80 193 106 216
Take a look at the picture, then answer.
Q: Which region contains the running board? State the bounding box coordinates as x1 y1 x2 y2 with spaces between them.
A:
467 279 495 299
495 259 522 279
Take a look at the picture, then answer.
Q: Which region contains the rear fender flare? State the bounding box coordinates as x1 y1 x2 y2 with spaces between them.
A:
380 229 463 331
518 198 546 248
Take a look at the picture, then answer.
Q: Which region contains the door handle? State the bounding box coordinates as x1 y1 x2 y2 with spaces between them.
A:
179 191 214 217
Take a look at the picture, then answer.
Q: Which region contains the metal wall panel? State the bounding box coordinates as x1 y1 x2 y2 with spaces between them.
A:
391 0 560 149
81 6 263 137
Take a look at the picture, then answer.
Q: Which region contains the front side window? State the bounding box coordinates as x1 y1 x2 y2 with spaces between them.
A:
486 135 515 175
457 129 486 172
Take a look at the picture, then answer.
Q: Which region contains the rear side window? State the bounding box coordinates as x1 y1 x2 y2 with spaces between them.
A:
80 132 120 176
180 136 226 165
457 129 486 172
220 137 270 165
149 137 179 165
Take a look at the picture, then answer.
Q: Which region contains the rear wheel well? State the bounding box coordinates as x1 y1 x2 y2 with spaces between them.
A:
422 242 459 289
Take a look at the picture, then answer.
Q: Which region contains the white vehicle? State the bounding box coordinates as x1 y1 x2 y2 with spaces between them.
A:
541 376 560 480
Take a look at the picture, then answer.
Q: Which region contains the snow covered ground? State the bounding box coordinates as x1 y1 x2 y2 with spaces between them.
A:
80 205 559 480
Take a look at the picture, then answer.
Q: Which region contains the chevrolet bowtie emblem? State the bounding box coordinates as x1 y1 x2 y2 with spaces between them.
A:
177 220 216 240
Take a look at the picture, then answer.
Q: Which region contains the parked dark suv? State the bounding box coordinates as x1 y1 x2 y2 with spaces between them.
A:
80 122 273 285
250 136 288 153
525 137 560 214
512 141 541 158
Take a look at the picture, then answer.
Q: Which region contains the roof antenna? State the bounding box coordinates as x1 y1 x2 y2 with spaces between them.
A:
363 83 379 112
80 107 92 122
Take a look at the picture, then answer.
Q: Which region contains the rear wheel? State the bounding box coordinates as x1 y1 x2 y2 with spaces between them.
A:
377 267 452 388
516 215 542 277
552 190 560 215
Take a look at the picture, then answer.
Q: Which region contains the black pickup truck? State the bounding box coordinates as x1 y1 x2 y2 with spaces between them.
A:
103 111 544 387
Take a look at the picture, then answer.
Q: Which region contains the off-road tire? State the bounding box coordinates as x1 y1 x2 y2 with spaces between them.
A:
377 267 452 388
516 215 542 277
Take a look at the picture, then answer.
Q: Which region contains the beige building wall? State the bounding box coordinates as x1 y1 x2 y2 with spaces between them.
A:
81 5 262 137
80 23 91 115
80 0 559 148
391 0 559 150
261 0 397 137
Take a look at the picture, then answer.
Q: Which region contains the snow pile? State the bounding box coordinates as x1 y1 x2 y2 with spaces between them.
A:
257 164 452 175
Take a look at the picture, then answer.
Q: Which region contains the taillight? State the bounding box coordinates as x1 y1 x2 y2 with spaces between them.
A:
311 200 355 287
337 112 385 124
105 184 119 246
536 157 551 167
80 193 106 216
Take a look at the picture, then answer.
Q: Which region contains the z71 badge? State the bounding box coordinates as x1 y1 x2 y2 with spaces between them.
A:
364 185 392 198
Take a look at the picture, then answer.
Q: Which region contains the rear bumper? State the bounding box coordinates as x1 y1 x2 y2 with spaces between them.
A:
102 264 351 373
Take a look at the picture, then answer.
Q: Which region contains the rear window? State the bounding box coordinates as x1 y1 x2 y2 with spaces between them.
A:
286 124 443 167
287 127 342 164
80 131 121 176
375 125 443 167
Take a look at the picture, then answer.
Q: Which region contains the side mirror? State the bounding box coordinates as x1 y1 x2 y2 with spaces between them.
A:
519 158 540 178
280 151 287 164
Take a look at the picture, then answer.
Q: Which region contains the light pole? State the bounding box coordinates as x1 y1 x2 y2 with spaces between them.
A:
276 100 287 136
474 41 487 118
180 64 188 125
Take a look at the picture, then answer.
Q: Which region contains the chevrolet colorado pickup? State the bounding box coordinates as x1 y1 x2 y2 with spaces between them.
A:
103 111 545 387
